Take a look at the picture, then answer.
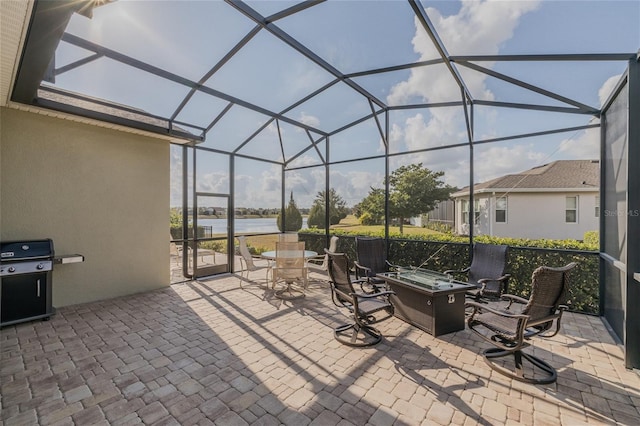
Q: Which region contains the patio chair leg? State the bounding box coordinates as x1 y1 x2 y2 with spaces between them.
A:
275 282 305 300
483 348 557 384
334 323 382 347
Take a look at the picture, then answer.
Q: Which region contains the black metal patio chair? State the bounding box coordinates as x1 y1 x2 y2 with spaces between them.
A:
354 237 398 292
445 243 511 301
325 249 395 347
466 262 577 384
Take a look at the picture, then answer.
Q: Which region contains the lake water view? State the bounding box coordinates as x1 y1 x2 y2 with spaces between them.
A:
197 217 308 234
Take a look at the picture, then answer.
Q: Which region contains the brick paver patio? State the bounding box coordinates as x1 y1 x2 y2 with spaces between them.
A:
2 270 639 425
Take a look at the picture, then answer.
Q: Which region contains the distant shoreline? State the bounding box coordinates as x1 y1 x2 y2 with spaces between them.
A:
197 215 305 219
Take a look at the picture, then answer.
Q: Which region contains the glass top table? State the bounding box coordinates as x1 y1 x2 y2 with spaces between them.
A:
260 250 318 260
378 268 472 292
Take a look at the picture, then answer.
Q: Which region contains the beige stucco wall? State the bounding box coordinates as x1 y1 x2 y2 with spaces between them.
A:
1 107 169 307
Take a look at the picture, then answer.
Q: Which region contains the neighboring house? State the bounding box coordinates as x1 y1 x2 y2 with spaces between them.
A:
412 200 455 231
451 160 600 240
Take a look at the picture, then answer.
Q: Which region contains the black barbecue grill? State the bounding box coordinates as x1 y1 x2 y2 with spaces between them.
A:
1 239 55 326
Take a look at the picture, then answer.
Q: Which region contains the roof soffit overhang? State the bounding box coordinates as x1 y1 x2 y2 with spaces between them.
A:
452 187 599 198
8 0 200 145
1 0 32 107
11 0 92 105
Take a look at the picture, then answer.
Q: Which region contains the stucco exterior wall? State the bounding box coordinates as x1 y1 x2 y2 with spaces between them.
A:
455 192 599 240
1 107 169 307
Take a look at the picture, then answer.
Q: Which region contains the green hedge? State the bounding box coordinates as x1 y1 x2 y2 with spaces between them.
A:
300 230 599 315
170 225 209 240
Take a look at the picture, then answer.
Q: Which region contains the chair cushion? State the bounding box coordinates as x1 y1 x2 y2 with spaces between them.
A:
472 311 520 341
357 297 392 316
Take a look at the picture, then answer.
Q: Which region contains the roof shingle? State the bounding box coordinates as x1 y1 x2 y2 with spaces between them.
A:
454 160 599 196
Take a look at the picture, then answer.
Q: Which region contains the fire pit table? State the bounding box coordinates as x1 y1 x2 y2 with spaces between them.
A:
376 268 475 337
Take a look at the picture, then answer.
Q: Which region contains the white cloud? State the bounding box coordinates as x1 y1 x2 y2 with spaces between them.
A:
599 74 623 107
298 112 320 128
329 169 385 207
551 74 620 160
557 126 600 160
197 172 230 194
402 109 468 151
387 0 541 159
388 0 541 106
234 165 282 208
383 0 603 189
473 144 546 184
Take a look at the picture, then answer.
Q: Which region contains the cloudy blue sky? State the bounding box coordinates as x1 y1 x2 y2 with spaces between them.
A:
55 1 640 209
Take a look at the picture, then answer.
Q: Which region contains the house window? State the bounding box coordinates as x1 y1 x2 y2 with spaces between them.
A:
566 196 578 223
595 195 600 217
462 200 480 224
462 200 469 224
496 197 507 223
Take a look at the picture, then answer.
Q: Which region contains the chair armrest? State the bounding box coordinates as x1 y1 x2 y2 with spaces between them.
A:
354 261 374 277
385 260 400 271
499 293 529 310
477 274 511 285
352 278 368 286
443 267 470 275
306 256 325 265
357 280 386 294
500 294 529 305
466 301 530 350
465 300 529 320
352 290 395 299
478 274 512 297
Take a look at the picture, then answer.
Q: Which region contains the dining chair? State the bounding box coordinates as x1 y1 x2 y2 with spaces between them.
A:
278 233 299 243
236 236 271 287
272 241 308 299
306 235 339 273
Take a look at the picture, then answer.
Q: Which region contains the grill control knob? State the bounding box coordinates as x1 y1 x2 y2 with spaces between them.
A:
37 263 44 270
8 266 16 273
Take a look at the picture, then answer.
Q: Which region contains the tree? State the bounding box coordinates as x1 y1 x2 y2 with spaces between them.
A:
356 187 385 225
277 192 303 232
307 189 348 229
359 163 454 233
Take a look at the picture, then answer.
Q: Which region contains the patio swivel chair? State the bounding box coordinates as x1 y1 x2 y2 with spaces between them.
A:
445 243 511 301
325 249 395 347
354 237 397 292
466 262 577 384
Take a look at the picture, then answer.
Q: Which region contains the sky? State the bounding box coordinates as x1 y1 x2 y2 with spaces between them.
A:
54 0 640 209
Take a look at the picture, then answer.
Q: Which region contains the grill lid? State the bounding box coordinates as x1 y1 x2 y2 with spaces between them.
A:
1 239 54 261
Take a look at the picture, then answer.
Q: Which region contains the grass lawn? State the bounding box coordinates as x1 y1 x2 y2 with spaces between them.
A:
331 215 442 237
243 215 442 252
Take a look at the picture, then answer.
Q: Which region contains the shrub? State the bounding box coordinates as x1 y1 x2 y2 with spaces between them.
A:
359 212 379 226
583 231 599 247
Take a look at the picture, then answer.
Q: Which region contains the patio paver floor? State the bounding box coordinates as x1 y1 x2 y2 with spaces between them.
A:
2 270 639 425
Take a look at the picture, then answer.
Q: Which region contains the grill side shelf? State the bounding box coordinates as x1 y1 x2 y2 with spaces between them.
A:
54 254 84 265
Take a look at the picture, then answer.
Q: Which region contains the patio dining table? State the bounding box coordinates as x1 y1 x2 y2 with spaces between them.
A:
261 250 317 300
260 250 318 260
